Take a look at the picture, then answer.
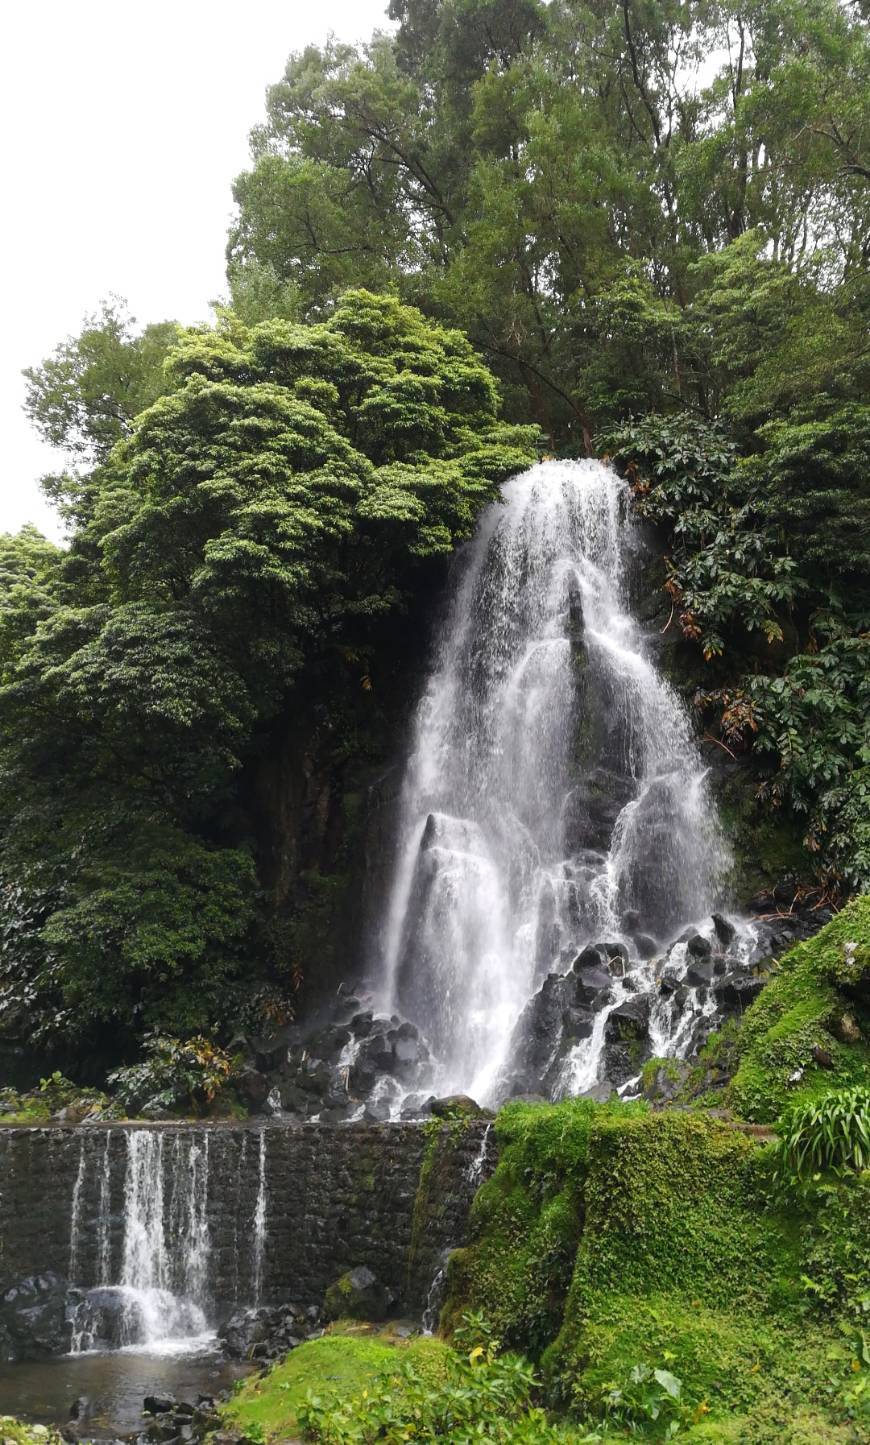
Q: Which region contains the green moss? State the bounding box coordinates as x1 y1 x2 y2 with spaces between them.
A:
442 1098 646 1355
728 897 870 1122
0 1074 111 1126
640 1056 684 1089
447 1101 870 1439
219 1329 451 1441
0 1420 62 1445
408 1118 481 1300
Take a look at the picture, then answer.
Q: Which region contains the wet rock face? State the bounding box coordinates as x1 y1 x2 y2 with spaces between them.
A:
218 1300 323 1361
246 996 435 1124
0 1271 73 1361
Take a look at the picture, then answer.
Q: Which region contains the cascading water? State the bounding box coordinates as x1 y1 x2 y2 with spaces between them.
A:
69 1130 214 1354
380 460 733 1104
251 1131 268 1307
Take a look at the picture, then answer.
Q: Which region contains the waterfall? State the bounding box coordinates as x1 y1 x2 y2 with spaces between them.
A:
380 460 730 1104
69 1129 212 1354
251 1130 268 1306
68 1137 87 1283
96 1130 113 1284
466 1124 493 1187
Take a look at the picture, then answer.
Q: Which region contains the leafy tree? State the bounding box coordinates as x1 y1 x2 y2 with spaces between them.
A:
23 299 178 464
1 292 536 1056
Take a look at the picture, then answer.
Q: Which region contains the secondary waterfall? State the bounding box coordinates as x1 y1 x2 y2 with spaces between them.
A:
69 1130 214 1353
379 460 730 1104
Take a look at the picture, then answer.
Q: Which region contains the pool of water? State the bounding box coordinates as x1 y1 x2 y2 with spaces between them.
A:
0 1342 252 1437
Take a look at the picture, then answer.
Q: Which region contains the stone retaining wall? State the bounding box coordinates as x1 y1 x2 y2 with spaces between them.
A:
0 1121 489 1315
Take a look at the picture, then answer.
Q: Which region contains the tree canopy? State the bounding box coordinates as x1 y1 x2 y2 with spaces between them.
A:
1 292 536 1054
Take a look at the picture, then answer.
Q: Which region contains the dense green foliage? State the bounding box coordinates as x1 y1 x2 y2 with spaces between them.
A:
2 293 535 1059
299 1319 584 1443
221 1327 588 1444
776 1086 870 1182
226 0 870 887
106 1034 234 1117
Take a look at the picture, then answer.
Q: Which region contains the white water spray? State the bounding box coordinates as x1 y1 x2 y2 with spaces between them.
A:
252 1131 268 1306
380 461 729 1102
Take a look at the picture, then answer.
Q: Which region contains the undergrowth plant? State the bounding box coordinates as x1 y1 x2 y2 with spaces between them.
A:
775 1086 870 1184
297 1314 595 1444
107 1032 234 1116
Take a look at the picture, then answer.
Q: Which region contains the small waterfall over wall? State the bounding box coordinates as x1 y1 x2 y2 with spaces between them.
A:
380 460 731 1102
0 1121 489 1350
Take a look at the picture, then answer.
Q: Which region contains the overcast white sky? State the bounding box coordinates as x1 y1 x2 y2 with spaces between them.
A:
1 0 391 541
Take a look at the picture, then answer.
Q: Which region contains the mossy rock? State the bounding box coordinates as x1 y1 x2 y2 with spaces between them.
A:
324 1266 393 1323
0 1424 63 1445
219 1329 451 1442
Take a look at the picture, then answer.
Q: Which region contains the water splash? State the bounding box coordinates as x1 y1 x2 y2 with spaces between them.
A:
70 1130 212 1354
380 460 729 1103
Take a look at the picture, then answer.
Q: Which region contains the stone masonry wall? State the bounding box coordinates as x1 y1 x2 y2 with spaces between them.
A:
0 1121 490 1317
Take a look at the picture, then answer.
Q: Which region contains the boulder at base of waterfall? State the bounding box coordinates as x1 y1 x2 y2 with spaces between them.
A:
578 1081 615 1102
572 944 605 972
573 964 613 1005
400 1092 433 1120
633 933 658 961
324 1266 395 1323
234 1066 270 1108
143 1396 176 1416
713 970 767 1011
603 941 630 966
685 958 716 988
429 1094 492 1119
641 1059 692 1104
712 913 736 946
686 933 712 960
0 1272 74 1361
562 1006 595 1042
219 1301 323 1361
605 995 651 1041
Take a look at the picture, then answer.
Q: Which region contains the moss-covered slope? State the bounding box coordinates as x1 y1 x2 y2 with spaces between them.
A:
727 895 870 1121
444 1102 869 1441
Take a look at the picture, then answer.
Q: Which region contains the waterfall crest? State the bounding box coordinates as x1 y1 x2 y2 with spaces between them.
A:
379 460 730 1103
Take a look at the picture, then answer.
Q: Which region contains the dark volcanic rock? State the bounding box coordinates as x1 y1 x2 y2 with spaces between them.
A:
686 933 712 960
572 944 605 972
714 971 766 1011
685 959 715 988
429 1094 490 1119
641 1060 691 1103
324 1266 394 1323
605 995 651 1041
0 1271 73 1361
219 1301 322 1362
573 965 613 1005
712 913 736 946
